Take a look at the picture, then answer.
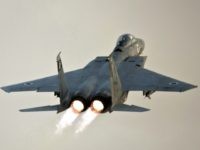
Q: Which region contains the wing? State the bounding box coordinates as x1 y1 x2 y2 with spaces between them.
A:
119 57 197 92
1 56 196 93
1 56 108 93
1 69 82 93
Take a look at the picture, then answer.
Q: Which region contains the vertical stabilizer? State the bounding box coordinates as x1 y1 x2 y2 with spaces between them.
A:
56 52 70 105
108 55 126 109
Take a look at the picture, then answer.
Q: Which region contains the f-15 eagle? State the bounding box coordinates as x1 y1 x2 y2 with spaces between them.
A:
1 34 197 114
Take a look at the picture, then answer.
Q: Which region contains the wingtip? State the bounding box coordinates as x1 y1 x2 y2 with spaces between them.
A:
1 86 11 93
180 83 198 92
19 109 26 112
189 84 198 90
193 85 198 88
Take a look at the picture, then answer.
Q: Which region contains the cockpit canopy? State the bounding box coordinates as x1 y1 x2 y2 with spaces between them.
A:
114 34 145 55
116 34 136 48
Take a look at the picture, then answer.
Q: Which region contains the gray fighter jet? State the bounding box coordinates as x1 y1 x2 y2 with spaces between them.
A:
1 34 197 113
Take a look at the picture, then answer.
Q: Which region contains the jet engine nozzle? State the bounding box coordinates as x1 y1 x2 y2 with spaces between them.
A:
90 95 112 113
91 100 104 113
71 100 85 113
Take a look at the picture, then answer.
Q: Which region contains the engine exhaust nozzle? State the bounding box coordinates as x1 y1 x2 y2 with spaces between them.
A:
91 100 104 113
71 100 84 113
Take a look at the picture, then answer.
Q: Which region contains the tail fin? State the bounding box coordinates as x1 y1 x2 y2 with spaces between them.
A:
57 52 70 105
108 55 125 109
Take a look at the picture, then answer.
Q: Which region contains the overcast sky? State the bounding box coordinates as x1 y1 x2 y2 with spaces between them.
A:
0 0 199 150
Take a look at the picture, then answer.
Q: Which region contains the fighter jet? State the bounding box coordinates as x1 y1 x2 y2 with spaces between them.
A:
1 34 197 114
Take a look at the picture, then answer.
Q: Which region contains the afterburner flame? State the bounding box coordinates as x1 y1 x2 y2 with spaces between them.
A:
71 100 84 113
55 100 100 134
55 107 80 134
75 108 98 133
91 100 104 113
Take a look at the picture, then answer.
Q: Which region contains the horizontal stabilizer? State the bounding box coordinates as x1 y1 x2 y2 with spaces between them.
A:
19 105 59 112
112 104 150 112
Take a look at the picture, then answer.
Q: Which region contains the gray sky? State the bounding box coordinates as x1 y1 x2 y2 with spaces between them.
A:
0 0 199 150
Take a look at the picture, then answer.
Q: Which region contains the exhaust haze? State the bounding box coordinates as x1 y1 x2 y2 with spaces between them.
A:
75 108 99 133
56 107 79 134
